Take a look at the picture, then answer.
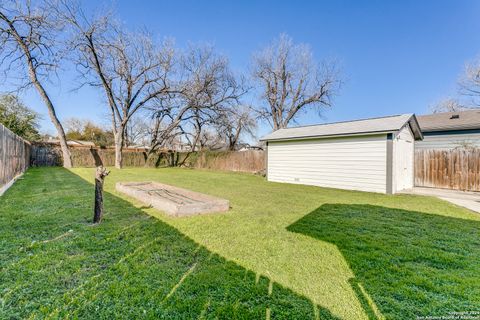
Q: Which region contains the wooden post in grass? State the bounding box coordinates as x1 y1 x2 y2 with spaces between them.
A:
93 166 110 224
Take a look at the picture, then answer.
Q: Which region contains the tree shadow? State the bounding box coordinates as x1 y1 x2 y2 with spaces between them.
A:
0 168 340 319
287 204 480 319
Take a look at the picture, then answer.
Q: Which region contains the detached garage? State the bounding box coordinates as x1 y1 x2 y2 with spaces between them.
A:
261 114 423 194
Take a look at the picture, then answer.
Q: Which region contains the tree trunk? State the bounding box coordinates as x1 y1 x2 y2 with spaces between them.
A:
114 128 124 169
43 97 72 168
28 61 72 168
144 148 160 167
3 13 72 167
114 142 123 169
93 166 109 224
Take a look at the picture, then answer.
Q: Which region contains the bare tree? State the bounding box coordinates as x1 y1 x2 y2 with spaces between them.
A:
64 117 86 134
183 108 210 152
431 58 480 113
145 45 247 156
0 0 72 167
430 97 465 113
215 106 256 150
60 3 175 168
252 34 341 130
181 45 248 151
197 128 224 150
124 115 149 147
459 59 480 107
144 95 190 156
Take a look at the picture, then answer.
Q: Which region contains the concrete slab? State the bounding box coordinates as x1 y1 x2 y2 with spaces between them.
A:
400 187 480 200
438 197 480 213
399 187 480 213
116 182 230 217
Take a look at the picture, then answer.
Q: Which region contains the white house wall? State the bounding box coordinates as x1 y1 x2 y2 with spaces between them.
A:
267 134 388 193
415 131 480 150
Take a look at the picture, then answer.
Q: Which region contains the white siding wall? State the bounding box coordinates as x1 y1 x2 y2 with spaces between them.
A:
267 134 388 193
393 125 414 193
415 132 480 150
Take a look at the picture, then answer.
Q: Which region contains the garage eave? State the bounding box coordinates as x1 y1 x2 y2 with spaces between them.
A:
406 114 423 141
260 130 396 142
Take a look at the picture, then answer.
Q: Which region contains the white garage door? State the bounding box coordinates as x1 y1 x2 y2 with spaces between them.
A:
267 134 388 193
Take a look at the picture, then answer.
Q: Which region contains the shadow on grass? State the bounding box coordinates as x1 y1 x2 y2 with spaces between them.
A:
287 204 480 319
0 168 340 319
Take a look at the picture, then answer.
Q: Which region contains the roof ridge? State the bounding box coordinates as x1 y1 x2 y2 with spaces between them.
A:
277 113 411 131
417 109 480 117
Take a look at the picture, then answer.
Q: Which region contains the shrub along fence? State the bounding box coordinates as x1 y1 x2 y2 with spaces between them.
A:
30 142 265 173
0 123 31 195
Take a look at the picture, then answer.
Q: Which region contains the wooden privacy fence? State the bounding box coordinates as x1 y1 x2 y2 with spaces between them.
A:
415 148 480 191
0 123 31 194
30 143 170 167
192 150 265 173
30 143 266 173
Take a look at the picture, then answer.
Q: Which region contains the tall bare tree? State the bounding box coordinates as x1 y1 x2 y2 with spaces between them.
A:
215 106 256 150
145 45 247 155
124 115 149 147
430 98 465 113
197 128 224 150
180 45 248 151
459 58 480 107
144 95 191 157
0 0 72 167
252 34 341 130
431 58 480 113
60 3 175 168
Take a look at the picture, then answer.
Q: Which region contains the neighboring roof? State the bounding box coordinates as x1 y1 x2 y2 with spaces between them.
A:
68 140 96 146
237 145 264 151
416 110 480 133
44 139 96 146
260 114 423 141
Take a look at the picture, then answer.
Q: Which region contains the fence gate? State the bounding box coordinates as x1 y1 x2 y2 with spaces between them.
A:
414 149 480 191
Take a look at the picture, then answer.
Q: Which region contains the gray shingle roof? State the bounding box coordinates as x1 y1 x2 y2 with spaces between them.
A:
260 114 423 141
416 110 480 132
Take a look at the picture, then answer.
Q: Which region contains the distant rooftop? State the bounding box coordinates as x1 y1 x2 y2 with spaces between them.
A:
45 139 96 146
416 110 480 132
261 114 423 141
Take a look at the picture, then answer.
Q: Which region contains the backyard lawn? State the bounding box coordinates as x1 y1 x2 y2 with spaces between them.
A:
1 167 479 319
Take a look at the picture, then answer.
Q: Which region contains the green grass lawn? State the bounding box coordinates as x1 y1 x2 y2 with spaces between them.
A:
1 167 479 319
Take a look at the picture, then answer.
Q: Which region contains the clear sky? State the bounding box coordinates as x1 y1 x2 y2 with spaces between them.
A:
11 0 480 139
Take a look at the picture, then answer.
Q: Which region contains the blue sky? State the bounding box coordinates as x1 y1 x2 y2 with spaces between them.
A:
11 0 480 139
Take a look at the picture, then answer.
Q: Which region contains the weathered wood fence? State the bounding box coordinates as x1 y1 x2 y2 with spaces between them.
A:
192 150 265 173
30 143 169 167
415 148 480 191
30 143 266 173
0 123 31 195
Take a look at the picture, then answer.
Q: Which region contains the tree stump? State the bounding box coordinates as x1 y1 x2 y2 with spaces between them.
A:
93 166 110 224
